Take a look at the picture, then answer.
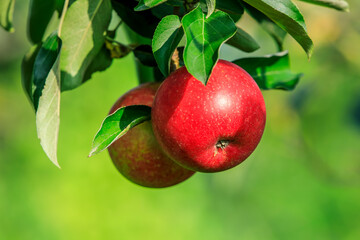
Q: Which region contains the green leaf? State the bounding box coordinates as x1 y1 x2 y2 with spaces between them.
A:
55 0 65 15
32 34 61 110
243 3 287 51
226 27 260 53
83 45 113 83
152 15 184 76
27 0 56 44
135 0 168 11
233 51 302 90
133 45 157 67
214 0 244 22
60 0 112 91
242 0 313 58
112 0 160 39
217 0 244 15
182 6 236 84
150 2 186 19
21 44 41 104
166 0 184 5
298 0 349 11
0 0 15 32
205 0 216 17
89 105 152 157
31 33 62 167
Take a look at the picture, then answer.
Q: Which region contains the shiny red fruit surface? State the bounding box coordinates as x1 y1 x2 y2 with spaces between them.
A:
152 60 266 172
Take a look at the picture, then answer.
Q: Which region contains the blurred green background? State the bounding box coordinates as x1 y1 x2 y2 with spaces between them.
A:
1 1 360 239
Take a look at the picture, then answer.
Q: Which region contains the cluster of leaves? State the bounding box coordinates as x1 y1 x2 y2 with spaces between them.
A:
0 0 349 166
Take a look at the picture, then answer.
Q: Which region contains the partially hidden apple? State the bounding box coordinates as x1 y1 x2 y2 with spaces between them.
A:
151 60 266 172
108 83 195 188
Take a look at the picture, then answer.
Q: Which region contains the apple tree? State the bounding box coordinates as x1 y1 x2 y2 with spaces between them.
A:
0 0 350 170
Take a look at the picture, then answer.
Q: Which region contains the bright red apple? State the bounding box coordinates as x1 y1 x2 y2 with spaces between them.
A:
151 60 266 172
108 83 195 188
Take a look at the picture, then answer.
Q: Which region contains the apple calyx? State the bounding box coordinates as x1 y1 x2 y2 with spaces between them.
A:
216 139 230 150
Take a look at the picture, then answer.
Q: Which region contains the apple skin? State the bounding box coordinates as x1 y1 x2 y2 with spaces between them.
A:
151 60 266 172
107 83 195 188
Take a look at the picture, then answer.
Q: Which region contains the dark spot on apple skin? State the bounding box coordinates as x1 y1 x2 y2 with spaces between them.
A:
216 139 230 150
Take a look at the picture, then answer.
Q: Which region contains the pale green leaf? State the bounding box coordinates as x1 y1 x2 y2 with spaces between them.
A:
60 0 112 91
31 33 62 167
